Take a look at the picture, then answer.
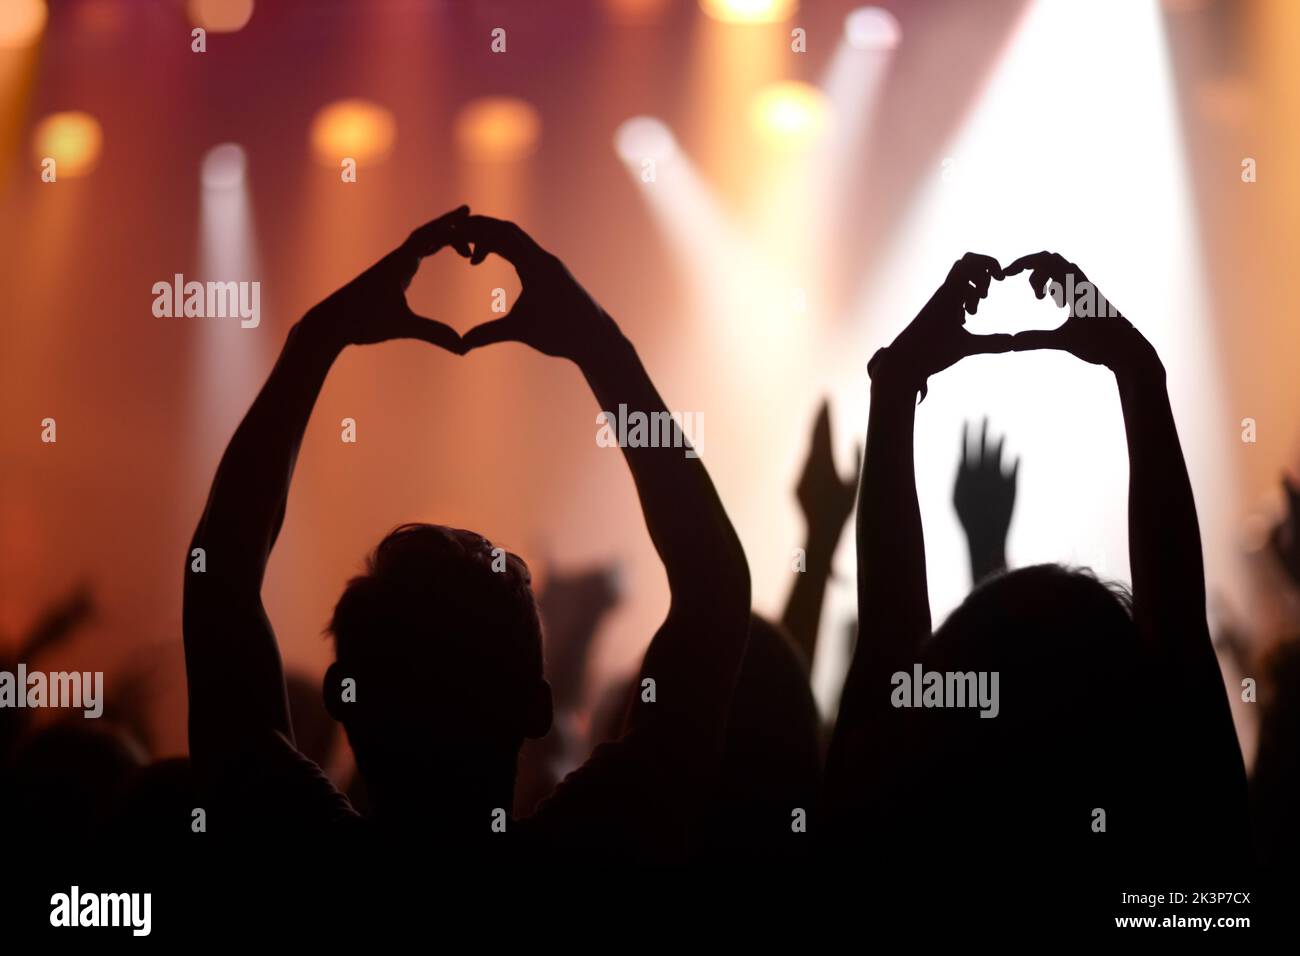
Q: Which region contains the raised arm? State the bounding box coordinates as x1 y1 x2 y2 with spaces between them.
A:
780 401 858 667
183 209 470 767
460 216 751 750
953 417 1017 585
1008 251 1247 851
825 254 1011 819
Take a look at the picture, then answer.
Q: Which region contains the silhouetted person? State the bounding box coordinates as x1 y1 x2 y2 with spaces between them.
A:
1250 638 1300 868
691 615 821 860
10 721 145 844
1270 474 1300 591
0 583 94 765
586 614 822 860
514 563 622 814
782 401 858 671
183 208 750 860
825 251 1249 871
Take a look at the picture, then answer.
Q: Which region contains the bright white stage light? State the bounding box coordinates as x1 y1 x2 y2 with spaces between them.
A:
614 116 678 164
195 142 269 480
845 6 901 50
201 143 246 190
838 0 1238 626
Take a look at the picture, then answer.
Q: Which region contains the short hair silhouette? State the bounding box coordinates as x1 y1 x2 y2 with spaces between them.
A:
325 524 552 787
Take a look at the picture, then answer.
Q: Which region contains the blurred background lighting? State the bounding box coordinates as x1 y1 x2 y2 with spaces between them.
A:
749 81 831 146
845 6 901 50
201 143 247 190
0 0 47 49
309 98 396 167
699 0 797 25
31 111 103 178
187 0 255 33
454 96 542 163
614 115 678 164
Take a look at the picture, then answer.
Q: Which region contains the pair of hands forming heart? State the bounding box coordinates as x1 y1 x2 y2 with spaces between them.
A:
301 206 622 366
869 250 1162 399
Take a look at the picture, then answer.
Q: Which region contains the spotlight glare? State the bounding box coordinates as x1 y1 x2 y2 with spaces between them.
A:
454 97 542 163
614 116 677 164
845 7 901 51
0 0 47 48
187 0 255 33
749 81 830 146
202 143 247 191
699 0 797 25
310 99 397 167
31 112 103 178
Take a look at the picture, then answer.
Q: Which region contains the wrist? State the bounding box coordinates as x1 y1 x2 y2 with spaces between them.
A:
288 317 346 366
868 347 924 399
804 521 846 561
967 542 1007 580
573 318 633 373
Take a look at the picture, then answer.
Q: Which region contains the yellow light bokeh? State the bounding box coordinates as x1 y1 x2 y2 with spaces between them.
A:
309 99 397 167
699 0 797 24
748 81 830 146
0 0 47 49
187 0 255 33
454 97 541 163
31 111 103 178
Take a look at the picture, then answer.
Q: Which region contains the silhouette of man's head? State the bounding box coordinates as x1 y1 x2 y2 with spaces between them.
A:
324 525 552 793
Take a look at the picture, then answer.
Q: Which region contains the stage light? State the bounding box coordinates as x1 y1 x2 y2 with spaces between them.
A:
614 116 677 164
187 0 254 33
310 99 396 167
749 81 830 146
699 0 797 25
454 96 541 163
201 143 247 191
843 0 1237 624
31 111 102 178
845 6 901 50
0 0 46 49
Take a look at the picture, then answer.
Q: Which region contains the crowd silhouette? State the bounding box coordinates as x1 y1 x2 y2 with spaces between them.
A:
6 210 1293 911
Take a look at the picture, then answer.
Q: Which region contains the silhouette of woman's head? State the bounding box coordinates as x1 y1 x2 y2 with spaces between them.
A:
904 564 1150 859
324 524 552 782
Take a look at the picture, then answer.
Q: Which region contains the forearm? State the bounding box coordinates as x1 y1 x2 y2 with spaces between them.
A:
827 374 929 812
577 325 749 613
852 373 931 679
966 540 1007 585
189 321 339 592
577 325 750 737
1116 367 1210 663
183 321 338 753
1117 366 1247 837
781 524 840 666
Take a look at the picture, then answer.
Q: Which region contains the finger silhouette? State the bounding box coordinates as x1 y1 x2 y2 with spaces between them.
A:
462 316 519 351
1005 251 1051 276
407 205 470 256
963 332 1015 355
1010 329 1070 352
